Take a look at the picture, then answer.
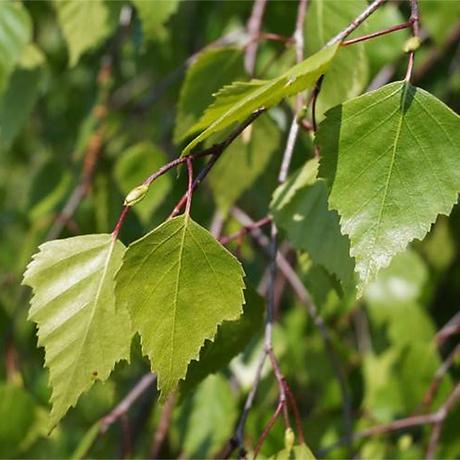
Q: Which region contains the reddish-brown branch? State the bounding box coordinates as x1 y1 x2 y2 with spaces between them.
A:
342 21 413 47
149 394 177 459
219 216 271 245
253 400 284 460
185 157 194 215
168 110 264 220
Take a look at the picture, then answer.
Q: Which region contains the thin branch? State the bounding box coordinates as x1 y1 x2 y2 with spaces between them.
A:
100 373 156 434
219 216 271 245
168 110 264 220
319 382 460 457
149 394 177 459
342 20 413 47
253 400 284 460
327 0 387 46
245 0 268 75
436 312 460 347
185 157 194 215
231 207 353 448
420 343 460 411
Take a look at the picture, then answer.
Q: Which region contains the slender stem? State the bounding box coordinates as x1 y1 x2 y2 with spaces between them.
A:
185 157 194 216
245 0 268 75
100 373 156 434
320 382 460 457
342 21 413 47
112 206 130 239
327 0 387 46
169 110 264 220
149 394 177 459
405 0 420 82
253 401 284 460
220 216 271 245
311 75 324 134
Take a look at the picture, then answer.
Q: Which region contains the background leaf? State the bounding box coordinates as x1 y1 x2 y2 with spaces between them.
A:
271 159 355 291
54 0 114 67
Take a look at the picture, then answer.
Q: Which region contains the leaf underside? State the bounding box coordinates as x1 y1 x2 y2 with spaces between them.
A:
318 81 460 293
23 234 131 428
115 214 246 399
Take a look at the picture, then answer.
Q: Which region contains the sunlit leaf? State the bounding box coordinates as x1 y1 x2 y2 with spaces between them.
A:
319 81 460 293
116 214 245 398
23 234 131 428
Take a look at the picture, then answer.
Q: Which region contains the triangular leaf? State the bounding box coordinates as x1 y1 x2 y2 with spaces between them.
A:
182 43 339 155
23 234 131 428
271 159 355 291
115 214 245 398
318 81 460 293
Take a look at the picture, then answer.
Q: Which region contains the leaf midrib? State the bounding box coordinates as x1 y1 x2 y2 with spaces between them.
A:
364 83 408 285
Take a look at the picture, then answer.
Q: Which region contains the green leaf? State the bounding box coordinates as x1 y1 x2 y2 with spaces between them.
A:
132 0 180 42
54 0 113 67
271 158 355 291
113 142 172 223
269 443 316 460
305 0 369 117
23 234 131 428
173 374 238 459
419 0 460 46
0 67 42 150
0 2 32 94
0 383 39 458
175 47 245 143
318 81 460 293
179 286 264 396
116 214 245 398
182 43 339 155
209 115 281 214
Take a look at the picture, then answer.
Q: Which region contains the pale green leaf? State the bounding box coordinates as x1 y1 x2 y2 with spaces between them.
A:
318 81 460 293
0 2 32 93
182 43 339 155
23 234 131 428
271 158 355 291
179 286 264 396
209 115 281 214
269 443 316 460
54 0 113 67
173 374 238 459
175 47 245 143
116 214 245 398
113 142 172 223
305 0 369 117
132 0 180 42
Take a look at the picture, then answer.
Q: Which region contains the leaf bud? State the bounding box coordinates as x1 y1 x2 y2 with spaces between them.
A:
403 36 421 53
124 184 149 207
284 427 295 451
